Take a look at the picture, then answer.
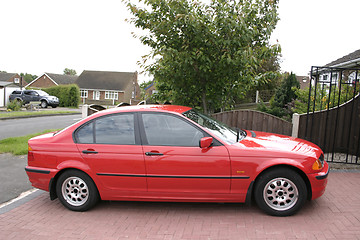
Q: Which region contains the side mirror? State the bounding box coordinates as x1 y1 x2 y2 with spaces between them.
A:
200 137 213 149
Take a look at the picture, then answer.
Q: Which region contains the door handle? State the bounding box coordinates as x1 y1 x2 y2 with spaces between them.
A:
145 152 163 156
82 150 98 154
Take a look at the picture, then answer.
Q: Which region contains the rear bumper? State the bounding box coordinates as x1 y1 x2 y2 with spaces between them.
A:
25 166 58 192
307 162 329 200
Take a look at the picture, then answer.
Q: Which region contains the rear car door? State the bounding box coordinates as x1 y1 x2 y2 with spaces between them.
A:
74 113 147 192
140 112 231 194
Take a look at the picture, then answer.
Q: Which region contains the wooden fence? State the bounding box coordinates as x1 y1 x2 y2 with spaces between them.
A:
212 110 292 136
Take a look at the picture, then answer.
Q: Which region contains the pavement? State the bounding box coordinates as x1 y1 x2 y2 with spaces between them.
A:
0 166 360 239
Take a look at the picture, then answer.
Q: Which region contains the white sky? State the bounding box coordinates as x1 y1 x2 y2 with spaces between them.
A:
0 0 359 82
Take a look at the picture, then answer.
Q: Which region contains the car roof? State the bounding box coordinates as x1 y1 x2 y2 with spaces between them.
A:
93 105 192 116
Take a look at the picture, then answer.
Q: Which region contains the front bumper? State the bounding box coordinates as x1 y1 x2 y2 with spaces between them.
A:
48 100 59 106
307 161 329 200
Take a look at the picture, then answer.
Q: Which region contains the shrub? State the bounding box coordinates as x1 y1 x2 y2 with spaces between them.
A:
7 100 22 111
42 84 80 108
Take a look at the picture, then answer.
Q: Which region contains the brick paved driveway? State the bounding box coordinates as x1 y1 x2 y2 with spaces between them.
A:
1 172 360 240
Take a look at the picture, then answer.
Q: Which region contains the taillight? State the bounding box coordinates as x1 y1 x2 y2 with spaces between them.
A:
28 145 34 162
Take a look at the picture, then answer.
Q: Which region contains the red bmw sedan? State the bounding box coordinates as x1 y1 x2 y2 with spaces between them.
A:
25 105 328 216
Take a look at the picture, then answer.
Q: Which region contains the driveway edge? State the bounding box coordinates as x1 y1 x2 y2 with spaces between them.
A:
0 112 81 121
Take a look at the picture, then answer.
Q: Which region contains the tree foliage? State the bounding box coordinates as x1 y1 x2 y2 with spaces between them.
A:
63 68 77 76
293 83 360 114
20 73 37 84
257 72 300 120
124 0 280 112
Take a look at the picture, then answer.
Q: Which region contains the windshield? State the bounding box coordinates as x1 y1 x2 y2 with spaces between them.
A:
183 110 244 144
35 90 49 96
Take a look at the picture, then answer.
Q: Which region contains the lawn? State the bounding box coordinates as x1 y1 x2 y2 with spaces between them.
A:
0 129 60 155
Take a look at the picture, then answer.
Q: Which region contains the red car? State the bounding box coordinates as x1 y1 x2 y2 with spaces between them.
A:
25 105 328 216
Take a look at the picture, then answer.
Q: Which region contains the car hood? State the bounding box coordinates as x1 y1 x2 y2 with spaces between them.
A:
232 130 322 159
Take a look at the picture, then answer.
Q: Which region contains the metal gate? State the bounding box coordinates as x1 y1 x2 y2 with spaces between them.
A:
300 66 360 164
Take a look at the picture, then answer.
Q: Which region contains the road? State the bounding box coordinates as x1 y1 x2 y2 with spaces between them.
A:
0 114 81 140
0 114 82 204
0 153 30 204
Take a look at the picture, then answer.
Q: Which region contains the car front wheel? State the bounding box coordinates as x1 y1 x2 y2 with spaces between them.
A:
56 170 99 211
41 100 48 108
254 168 307 216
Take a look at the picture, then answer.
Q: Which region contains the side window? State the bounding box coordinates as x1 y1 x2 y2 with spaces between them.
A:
142 113 204 147
76 114 135 145
95 114 135 145
76 122 94 144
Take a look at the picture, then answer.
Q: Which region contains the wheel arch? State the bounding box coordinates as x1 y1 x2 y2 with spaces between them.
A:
49 168 100 201
40 98 49 103
249 164 312 203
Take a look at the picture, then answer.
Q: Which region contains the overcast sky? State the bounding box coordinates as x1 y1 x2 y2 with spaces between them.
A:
0 0 359 82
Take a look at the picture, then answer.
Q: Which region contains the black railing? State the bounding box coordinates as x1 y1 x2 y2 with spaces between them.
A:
301 66 360 164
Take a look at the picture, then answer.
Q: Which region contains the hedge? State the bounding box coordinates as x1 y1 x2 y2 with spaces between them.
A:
42 84 80 108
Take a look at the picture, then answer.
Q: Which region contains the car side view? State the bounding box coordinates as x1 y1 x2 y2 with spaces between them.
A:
9 89 59 108
25 105 328 216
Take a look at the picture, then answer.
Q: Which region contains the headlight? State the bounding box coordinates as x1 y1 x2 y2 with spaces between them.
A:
312 154 324 170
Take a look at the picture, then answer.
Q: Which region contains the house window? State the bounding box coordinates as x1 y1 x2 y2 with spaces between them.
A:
14 78 20 84
105 91 118 100
80 90 88 98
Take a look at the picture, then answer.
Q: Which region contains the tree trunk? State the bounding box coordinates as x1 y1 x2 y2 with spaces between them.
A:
202 91 208 114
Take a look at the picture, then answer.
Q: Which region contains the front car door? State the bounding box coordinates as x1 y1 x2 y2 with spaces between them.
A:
74 113 147 193
140 112 231 194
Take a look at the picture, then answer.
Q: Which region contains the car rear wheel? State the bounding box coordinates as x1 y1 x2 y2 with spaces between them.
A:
56 170 99 211
254 168 307 216
41 100 48 108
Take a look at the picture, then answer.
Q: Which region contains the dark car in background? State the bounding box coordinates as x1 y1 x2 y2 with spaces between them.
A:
9 90 59 108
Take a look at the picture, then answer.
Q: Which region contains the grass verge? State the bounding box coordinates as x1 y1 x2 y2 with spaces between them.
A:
0 110 79 119
0 129 60 155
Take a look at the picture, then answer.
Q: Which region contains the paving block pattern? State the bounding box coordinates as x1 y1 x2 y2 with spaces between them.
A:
0 172 360 239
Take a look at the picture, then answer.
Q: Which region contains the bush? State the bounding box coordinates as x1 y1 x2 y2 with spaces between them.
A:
7 100 22 111
42 84 80 108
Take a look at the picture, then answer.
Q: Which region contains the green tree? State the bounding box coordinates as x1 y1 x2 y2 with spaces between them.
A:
124 0 280 113
258 72 300 120
63 68 77 76
20 73 38 84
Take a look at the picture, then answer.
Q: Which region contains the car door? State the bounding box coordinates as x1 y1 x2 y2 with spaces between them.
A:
75 113 147 192
140 112 231 194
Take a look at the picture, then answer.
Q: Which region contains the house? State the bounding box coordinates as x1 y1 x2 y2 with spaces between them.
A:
0 81 20 107
0 72 23 107
0 72 24 87
76 70 140 105
26 73 77 88
296 76 310 90
317 49 360 86
325 49 360 69
143 81 158 100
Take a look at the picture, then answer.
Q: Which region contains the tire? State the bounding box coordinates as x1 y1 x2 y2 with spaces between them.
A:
56 170 99 211
254 167 307 216
41 100 48 108
51 105 57 108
